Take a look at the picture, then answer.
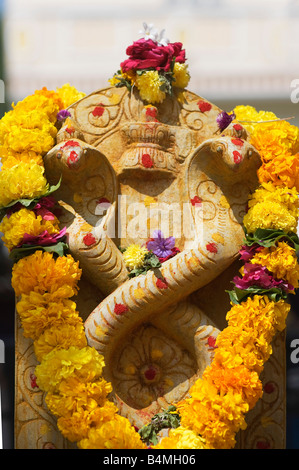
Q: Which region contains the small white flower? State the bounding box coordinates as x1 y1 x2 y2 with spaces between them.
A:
139 22 170 46
139 22 158 41
157 29 170 46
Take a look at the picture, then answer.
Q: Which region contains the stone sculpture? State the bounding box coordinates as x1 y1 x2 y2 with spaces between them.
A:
13 29 288 449
41 85 261 429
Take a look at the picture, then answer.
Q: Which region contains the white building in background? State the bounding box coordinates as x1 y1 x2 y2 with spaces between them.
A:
2 0 299 103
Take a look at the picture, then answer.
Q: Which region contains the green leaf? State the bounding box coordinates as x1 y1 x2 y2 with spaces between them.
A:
226 286 288 305
138 406 180 446
244 228 299 251
9 241 68 262
127 252 162 278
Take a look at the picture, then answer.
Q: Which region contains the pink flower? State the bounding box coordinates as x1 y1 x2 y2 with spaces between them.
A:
19 227 67 247
233 263 292 292
33 196 56 220
239 244 262 262
120 38 185 73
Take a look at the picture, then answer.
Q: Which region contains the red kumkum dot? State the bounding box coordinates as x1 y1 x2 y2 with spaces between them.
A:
233 150 242 164
206 242 218 253
233 124 243 131
145 107 158 121
231 138 244 147
141 154 154 168
61 140 80 149
83 233 96 246
97 197 111 205
197 100 212 113
30 373 38 389
114 303 129 315
207 336 217 348
92 106 105 117
190 196 202 206
256 439 271 449
264 381 275 394
144 366 157 381
66 127 75 134
156 278 168 289
68 150 79 162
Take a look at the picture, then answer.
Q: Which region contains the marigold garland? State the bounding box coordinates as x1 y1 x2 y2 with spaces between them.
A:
1 41 299 450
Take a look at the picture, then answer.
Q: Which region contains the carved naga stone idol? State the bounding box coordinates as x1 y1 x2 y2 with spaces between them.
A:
12 25 289 449
43 43 261 431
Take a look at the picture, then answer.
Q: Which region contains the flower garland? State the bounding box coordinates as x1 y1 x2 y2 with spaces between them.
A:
109 23 190 104
1 32 299 449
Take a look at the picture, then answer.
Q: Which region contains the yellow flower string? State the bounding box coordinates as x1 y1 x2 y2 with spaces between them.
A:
1 84 299 450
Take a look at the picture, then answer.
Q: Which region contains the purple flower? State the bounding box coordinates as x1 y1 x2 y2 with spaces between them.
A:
19 227 67 247
56 109 71 121
233 263 292 292
216 111 235 132
146 230 175 258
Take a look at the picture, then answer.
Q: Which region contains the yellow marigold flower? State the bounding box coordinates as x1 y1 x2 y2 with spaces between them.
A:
177 379 248 449
135 70 166 104
57 400 118 443
122 244 148 270
4 125 56 155
173 63 190 89
247 183 299 218
45 375 114 417
0 161 49 208
35 346 105 393
0 208 60 251
33 321 87 362
11 251 81 296
233 105 277 135
109 70 136 88
16 293 80 339
203 363 263 410
56 83 86 109
154 427 206 449
11 89 61 122
243 200 297 234
250 242 299 289
257 152 299 192
78 414 146 449
0 149 43 169
212 295 289 373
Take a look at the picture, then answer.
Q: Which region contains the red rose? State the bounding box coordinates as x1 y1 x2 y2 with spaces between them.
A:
120 38 185 73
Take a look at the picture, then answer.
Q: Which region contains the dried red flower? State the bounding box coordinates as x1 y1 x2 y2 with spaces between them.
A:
120 38 185 73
